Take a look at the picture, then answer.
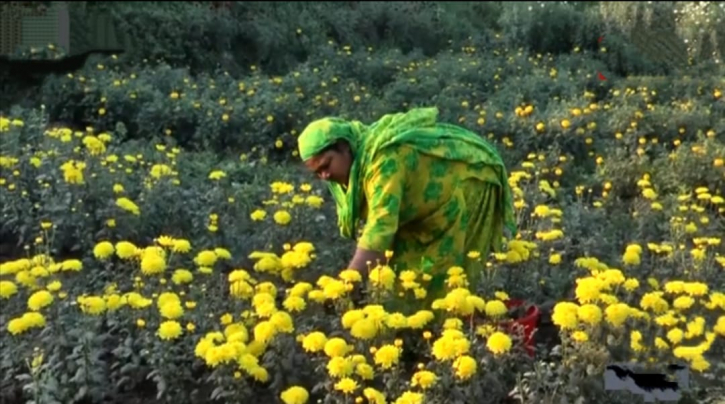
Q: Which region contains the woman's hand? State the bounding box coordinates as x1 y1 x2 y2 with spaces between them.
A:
347 247 386 273
347 247 386 306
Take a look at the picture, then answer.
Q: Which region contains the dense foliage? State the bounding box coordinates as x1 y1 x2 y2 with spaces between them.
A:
1 2 724 404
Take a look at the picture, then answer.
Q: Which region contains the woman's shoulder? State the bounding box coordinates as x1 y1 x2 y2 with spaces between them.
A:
365 143 450 188
371 142 418 160
365 143 421 175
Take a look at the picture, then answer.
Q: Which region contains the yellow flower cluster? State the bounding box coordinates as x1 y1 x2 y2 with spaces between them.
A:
247 242 315 282
1 74 723 404
554 257 724 372
249 181 325 226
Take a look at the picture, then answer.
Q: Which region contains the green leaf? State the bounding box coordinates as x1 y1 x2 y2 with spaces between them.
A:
73 386 88 401
15 374 33 382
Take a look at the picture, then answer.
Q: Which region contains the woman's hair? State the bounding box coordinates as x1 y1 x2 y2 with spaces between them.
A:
319 139 350 155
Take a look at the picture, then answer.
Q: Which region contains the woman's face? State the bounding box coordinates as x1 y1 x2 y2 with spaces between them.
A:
304 143 352 186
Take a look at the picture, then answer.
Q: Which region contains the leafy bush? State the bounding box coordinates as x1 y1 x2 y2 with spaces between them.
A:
87 2 711 77
2 70 724 402
2 2 725 403
37 34 724 168
0 112 342 263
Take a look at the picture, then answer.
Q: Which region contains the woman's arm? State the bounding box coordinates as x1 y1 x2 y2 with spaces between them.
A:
349 147 406 272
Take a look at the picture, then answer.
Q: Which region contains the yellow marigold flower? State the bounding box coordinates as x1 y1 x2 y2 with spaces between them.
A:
623 278 639 291
125 292 152 309
339 269 363 283
301 332 327 353
195 250 217 267
549 253 562 265
654 337 669 350
305 195 324 208
667 328 684 345
283 296 306 312
334 377 358 395
93 241 115 260
673 296 695 310
157 292 181 309
552 302 579 329
369 265 396 290
252 293 277 318
577 304 602 325
78 296 106 315
270 311 294 333
0 281 18 299
351 318 378 340
7 312 46 335
485 300 508 317
363 388 386 404
407 310 435 329
571 331 589 342
208 170 226 180
140 253 166 275
155 236 175 247
250 209 267 221
494 291 509 301
46 280 62 292
683 282 708 296
171 269 193 285
443 318 463 330
713 316 725 336
322 279 348 300
685 317 705 339
641 188 657 200
160 302 184 320
411 370 437 389
575 277 604 303
452 355 477 380
533 205 550 217
605 303 631 327
28 290 53 311
248 366 269 382
355 362 374 380
172 239 192 253
214 248 232 260
630 330 645 352
386 313 408 329
640 292 669 313
105 294 124 311
622 249 640 266
394 391 424 404
116 197 140 215
61 259 82 271
486 332 512 355
664 281 685 294
691 356 710 372
327 356 354 378
654 312 679 327
374 345 400 369
115 241 139 259
158 321 183 340
280 386 309 404
30 265 49 278
432 333 469 361
274 210 292 225
225 323 249 343
342 310 365 329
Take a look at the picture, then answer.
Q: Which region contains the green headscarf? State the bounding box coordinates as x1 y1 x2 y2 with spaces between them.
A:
298 107 517 240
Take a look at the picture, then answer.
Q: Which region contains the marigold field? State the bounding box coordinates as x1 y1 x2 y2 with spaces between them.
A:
1 2 725 404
